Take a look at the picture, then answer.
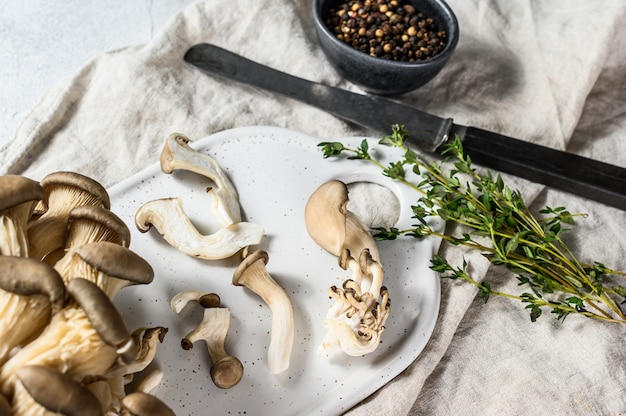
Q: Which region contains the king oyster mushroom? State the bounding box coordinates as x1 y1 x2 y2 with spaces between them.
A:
0 256 66 365
0 278 135 398
0 175 44 257
304 179 391 356
232 250 294 374
12 365 102 416
177 293 243 389
135 197 263 260
28 171 110 261
54 241 154 299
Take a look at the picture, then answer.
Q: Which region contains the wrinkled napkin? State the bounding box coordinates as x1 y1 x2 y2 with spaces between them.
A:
2 0 626 414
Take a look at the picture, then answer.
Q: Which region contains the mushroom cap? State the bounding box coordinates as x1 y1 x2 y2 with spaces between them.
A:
66 205 132 247
16 365 102 416
232 250 269 286
67 277 136 363
73 241 154 286
40 171 110 210
304 180 348 256
121 392 175 416
0 255 66 313
210 355 244 389
0 175 44 211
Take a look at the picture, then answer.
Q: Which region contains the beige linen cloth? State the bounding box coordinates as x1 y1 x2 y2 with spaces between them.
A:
2 0 626 414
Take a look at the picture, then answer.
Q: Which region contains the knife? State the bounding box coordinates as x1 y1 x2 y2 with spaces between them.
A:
184 43 626 211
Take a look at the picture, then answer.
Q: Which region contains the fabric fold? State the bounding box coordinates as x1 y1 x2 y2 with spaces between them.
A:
2 0 625 414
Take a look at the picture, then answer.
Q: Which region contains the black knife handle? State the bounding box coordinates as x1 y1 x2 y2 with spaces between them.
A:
452 125 626 210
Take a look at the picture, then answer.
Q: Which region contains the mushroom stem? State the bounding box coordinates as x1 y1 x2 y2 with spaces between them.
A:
179 299 243 389
232 250 294 374
321 249 390 357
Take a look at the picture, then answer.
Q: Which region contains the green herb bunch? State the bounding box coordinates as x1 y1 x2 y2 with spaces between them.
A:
319 124 626 324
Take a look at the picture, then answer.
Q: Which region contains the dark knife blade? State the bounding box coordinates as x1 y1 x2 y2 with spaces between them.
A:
184 43 626 210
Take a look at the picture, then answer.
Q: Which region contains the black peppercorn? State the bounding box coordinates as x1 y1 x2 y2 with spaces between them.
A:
324 0 447 61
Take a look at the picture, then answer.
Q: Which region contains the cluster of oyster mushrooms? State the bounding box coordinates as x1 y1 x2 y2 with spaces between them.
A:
305 180 391 356
136 133 295 381
0 172 173 416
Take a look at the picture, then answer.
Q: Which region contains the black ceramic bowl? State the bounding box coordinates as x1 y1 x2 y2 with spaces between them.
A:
313 0 459 95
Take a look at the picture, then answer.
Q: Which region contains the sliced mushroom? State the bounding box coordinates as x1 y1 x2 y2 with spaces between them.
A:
28 171 110 261
232 250 294 374
180 300 244 389
160 132 241 225
54 241 154 299
0 256 66 365
14 365 102 416
121 392 175 416
135 197 263 260
0 175 44 257
304 180 380 262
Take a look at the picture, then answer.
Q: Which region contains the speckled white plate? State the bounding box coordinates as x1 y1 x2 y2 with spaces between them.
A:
109 126 444 415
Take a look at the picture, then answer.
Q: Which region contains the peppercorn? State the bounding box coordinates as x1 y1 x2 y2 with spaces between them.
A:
324 0 447 61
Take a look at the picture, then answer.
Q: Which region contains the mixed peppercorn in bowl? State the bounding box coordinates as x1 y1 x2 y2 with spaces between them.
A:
313 0 459 95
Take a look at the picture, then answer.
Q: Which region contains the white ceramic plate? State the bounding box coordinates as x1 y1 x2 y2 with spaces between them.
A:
109 126 444 415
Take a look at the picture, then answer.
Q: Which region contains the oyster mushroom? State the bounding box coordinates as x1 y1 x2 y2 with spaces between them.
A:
0 256 66 365
320 248 391 356
232 250 294 374
305 179 391 356
179 297 243 389
160 132 241 225
87 326 168 414
54 241 154 299
13 365 102 416
0 393 9 416
304 179 380 262
65 205 131 248
44 204 132 266
0 278 133 398
121 392 175 416
0 175 44 257
28 171 110 261
135 197 263 260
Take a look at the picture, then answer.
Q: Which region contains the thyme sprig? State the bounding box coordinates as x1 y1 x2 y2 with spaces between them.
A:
318 125 626 323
